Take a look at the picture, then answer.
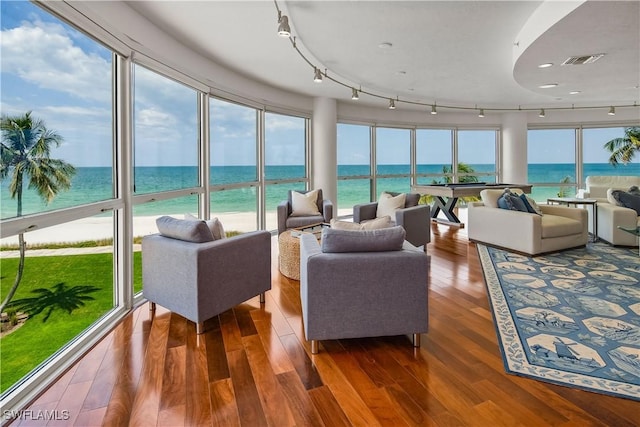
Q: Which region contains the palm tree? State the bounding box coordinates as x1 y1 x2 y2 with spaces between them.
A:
420 162 480 205
0 112 76 313
604 126 640 166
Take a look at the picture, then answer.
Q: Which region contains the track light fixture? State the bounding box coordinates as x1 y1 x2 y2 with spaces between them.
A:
273 1 636 116
277 11 290 37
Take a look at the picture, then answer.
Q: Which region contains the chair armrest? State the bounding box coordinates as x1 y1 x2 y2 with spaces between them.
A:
322 199 334 223
540 204 587 222
277 200 291 234
395 204 431 246
353 202 378 223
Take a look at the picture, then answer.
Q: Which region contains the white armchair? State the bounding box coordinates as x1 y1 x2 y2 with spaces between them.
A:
584 176 640 246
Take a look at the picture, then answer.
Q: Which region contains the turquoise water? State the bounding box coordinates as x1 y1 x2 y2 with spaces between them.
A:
1 164 638 219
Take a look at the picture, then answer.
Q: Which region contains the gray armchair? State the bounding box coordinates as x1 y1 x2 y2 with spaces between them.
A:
353 192 431 250
142 219 271 334
277 189 334 235
299 227 429 354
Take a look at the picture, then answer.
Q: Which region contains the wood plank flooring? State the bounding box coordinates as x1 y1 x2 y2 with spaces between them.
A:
12 221 640 426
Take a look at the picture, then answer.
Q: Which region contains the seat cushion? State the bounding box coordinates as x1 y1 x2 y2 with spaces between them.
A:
541 215 584 238
331 215 392 231
286 215 325 229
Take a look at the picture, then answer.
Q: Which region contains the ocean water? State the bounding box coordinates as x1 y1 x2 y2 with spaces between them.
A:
1 164 638 219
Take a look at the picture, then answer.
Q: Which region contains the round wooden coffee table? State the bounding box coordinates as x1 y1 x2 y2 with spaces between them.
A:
278 230 301 280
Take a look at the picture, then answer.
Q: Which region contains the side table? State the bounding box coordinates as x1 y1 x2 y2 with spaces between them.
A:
278 230 301 280
547 197 598 242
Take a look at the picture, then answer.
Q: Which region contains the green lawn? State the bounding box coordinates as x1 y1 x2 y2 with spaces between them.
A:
0 251 142 393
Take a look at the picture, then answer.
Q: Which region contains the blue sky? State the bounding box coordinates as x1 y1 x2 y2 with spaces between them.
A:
1 1 631 168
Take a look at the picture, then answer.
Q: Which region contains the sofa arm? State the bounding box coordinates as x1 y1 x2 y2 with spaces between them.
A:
322 199 334 223
540 204 587 223
468 204 543 252
353 202 378 223
396 204 431 247
277 200 291 234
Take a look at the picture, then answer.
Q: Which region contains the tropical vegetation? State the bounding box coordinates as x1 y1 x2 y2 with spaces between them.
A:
0 112 76 313
604 126 640 166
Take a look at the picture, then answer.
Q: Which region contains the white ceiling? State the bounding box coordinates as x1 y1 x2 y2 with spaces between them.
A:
126 0 640 112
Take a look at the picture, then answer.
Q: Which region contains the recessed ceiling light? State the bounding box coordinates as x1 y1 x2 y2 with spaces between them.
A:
539 83 558 89
378 42 393 49
538 63 553 68
569 91 581 95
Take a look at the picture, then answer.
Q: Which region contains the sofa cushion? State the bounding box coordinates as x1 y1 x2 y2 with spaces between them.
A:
291 189 321 216
321 226 406 253
185 213 226 240
331 215 392 231
519 194 541 215
480 188 524 208
377 192 406 218
541 215 584 238
157 216 214 243
611 187 640 215
497 189 528 212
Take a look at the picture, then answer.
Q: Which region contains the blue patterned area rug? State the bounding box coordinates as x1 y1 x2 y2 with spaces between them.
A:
477 242 640 401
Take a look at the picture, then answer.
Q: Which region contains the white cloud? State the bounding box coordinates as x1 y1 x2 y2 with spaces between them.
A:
265 115 305 131
1 18 111 103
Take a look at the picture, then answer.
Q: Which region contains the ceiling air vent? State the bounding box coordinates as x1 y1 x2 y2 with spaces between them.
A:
561 54 605 65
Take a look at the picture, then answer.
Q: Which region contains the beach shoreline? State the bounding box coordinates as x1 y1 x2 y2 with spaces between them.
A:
0 209 354 246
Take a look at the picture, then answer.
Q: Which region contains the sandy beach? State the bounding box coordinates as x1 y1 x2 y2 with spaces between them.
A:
0 209 354 246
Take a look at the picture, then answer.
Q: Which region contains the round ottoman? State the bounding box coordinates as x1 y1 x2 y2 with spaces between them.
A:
278 230 301 280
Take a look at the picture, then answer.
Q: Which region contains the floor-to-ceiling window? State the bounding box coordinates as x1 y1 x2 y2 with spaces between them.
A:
416 129 453 184
210 98 259 232
528 128 577 201
131 64 200 293
582 126 640 184
375 127 411 196
337 123 371 214
0 0 116 396
457 129 498 184
264 112 308 230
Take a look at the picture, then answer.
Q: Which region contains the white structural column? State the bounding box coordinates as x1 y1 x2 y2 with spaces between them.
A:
501 112 528 184
312 97 338 205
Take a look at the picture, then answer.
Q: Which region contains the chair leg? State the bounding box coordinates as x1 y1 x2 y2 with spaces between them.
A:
149 302 156 313
310 340 319 354
196 321 205 334
413 333 421 348
259 292 265 304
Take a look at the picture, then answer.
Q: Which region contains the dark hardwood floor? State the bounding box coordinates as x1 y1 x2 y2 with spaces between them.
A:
13 221 640 426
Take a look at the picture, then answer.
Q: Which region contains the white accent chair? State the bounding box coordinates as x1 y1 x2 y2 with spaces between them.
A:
583 176 640 246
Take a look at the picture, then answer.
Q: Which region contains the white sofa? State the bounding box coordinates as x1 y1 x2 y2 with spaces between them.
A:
583 176 640 246
468 188 588 255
